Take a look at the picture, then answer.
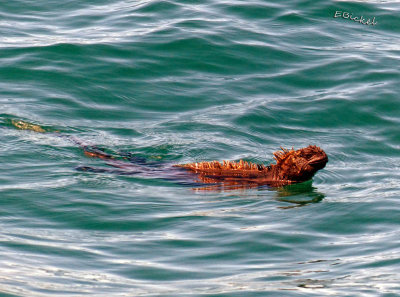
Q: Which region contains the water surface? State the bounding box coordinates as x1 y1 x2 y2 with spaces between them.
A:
0 0 400 296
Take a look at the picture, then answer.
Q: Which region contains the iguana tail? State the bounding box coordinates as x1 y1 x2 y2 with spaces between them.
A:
11 119 47 133
10 119 117 161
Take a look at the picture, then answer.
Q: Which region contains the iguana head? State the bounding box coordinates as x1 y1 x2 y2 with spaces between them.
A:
273 145 328 183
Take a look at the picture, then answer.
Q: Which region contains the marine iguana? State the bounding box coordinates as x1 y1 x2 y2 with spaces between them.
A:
10 120 328 188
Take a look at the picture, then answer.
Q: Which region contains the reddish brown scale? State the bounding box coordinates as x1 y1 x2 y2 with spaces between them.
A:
84 150 113 160
174 145 328 187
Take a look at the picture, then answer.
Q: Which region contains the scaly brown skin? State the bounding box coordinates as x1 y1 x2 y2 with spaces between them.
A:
174 145 328 187
10 120 328 188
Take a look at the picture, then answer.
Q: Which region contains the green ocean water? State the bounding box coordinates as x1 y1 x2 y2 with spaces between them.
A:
0 0 399 296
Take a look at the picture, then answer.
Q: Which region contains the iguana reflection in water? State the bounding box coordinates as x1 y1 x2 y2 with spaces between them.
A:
10 119 328 190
